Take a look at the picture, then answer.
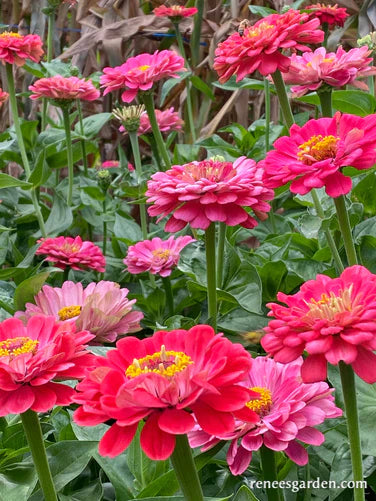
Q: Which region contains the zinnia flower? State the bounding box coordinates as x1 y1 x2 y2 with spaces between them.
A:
0 316 95 416
214 10 324 82
189 357 342 474
306 3 349 27
124 235 195 277
0 31 43 66
120 107 184 135
282 46 376 97
0 88 9 106
261 112 376 198
146 157 273 232
262 265 376 384
100 50 185 103
153 5 198 19
16 281 143 345
101 160 119 169
73 325 257 460
29 76 100 103
36 236 106 273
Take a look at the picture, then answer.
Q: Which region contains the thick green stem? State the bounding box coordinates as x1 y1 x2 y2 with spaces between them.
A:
142 92 171 170
77 100 88 175
6 63 46 237
41 11 55 131
129 131 148 240
264 78 270 153
61 107 74 207
162 276 174 317
190 0 204 67
205 223 217 331
21 410 57 501
102 199 107 257
260 446 282 501
339 362 365 501
216 222 226 289
334 195 358 266
271 70 294 129
318 90 333 118
170 434 204 501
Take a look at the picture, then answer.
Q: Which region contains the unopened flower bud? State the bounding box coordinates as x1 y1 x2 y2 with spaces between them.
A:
113 105 145 133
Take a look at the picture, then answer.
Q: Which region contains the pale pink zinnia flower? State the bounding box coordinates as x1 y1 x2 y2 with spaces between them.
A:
16 281 143 344
146 157 274 232
189 357 342 474
282 46 376 97
0 31 43 66
124 235 195 277
0 88 9 106
214 10 324 82
153 5 198 19
29 76 100 102
120 107 184 135
36 236 106 273
306 3 349 27
100 50 186 103
261 112 376 198
262 265 376 384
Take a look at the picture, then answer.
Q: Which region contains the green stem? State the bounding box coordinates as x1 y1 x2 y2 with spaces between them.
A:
41 11 55 131
318 90 333 118
102 199 107 257
339 362 365 501
142 92 171 170
205 223 217 331
271 69 294 129
190 0 204 67
62 267 70 283
334 195 358 266
6 63 46 237
77 100 88 175
61 106 74 207
129 131 148 240
216 222 226 289
170 434 204 501
259 445 282 501
264 78 270 153
162 276 174 317
20 410 57 501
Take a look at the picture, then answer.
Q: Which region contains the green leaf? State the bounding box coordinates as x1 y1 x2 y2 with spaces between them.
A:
0 462 37 501
297 90 376 117
213 77 265 92
0 174 31 190
190 75 215 100
42 60 74 77
58 480 103 501
73 113 112 139
44 196 73 236
131 497 231 501
114 213 142 243
28 151 51 188
13 272 51 311
160 72 191 106
233 485 262 501
249 5 277 16
353 172 376 215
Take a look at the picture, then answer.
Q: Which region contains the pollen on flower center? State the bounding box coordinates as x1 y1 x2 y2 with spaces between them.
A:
125 344 193 378
152 248 171 260
297 134 339 165
246 386 272 415
137 65 150 71
58 305 82 321
0 31 22 39
247 22 274 37
0 337 39 359
305 286 353 321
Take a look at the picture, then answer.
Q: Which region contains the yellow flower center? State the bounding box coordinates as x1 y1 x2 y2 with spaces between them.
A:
305 286 353 321
246 386 272 415
138 65 150 71
0 31 22 39
126 344 193 379
247 22 274 37
323 57 334 63
58 305 81 321
297 134 339 165
0 337 39 359
152 249 171 260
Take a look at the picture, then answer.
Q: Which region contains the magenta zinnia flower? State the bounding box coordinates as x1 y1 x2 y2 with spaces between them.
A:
306 3 349 27
261 112 376 198
100 50 185 103
29 76 100 102
101 160 119 169
16 281 143 345
0 316 95 416
124 235 195 277
120 107 184 135
189 357 342 474
146 157 273 232
73 325 257 460
214 10 324 82
0 31 43 66
262 265 376 384
153 5 198 19
36 236 106 273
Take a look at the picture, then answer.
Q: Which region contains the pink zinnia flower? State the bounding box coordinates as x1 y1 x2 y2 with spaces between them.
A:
153 5 198 19
73 325 257 460
120 107 184 135
0 31 43 66
0 316 95 416
146 157 273 232
214 10 324 82
101 160 119 169
124 235 195 277
282 46 376 97
189 357 342 474
262 265 376 384
36 236 106 273
100 50 185 103
261 112 376 198
29 76 100 102
16 281 143 345
0 88 8 106
306 3 349 27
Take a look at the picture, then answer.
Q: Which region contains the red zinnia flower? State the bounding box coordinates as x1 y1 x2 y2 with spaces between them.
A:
306 3 349 27
29 76 100 102
0 31 43 66
73 325 257 460
153 5 198 19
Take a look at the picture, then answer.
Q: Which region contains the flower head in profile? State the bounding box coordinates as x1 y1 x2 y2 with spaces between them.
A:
190 357 342 474
153 5 198 20
101 160 119 169
124 235 194 277
101 50 185 103
262 265 376 384
16 281 143 345
0 316 95 416
0 88 8 106
29 76 100 104
261 112 376 198
306 3 349 27
0 31 43 66
120 107 184 136
214 10 324 82
36 236 106 273
146 156 273 232
73 325 256 460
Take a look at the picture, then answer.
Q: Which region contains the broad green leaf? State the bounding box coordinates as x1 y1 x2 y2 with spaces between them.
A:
13 272 51 311
190 75 215 100
353 172 376 216
233 485 262 501
0 462 37 501
131 497 231 501
114 213 142 243
58 480 103 501
297 90 376 117
249 5 277 15
0 174 31 190
28 150 51 188
73 112 112 139
160 72 191 106
42 60 74 77
44 196 73 236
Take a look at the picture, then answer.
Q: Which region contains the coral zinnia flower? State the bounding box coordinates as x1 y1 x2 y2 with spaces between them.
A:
153 5 198 19
261 112 376 198
29 76 100 103
306 3 349 27
0 31 43 66
214 10 324 82
36 236 106 273
189 357 342 474
101 160 119 169
0 316 95 416
124 235 195 277
120 107 184 135
262 265 376 384
73 325 257 460
0 88 9 106
282 46 376 97
16 281 143 345
100 50 185 103
146 157 273 232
